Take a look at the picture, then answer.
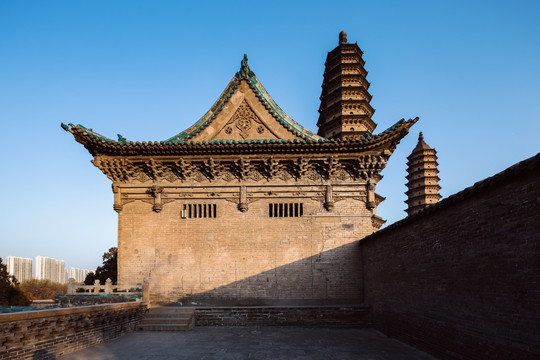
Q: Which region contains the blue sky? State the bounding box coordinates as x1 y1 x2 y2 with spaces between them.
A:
1 1 539 270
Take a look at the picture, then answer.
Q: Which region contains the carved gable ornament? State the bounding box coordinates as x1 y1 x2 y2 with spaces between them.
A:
182 81 304 142
218 100 273 140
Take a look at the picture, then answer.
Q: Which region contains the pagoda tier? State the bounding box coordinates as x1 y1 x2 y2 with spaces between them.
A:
317 31 376 140
405 132 442 215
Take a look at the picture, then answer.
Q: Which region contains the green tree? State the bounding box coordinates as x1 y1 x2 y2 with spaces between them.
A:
84 247 118 285
0 258 31 306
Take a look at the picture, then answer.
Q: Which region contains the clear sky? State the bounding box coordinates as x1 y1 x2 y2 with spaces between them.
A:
1 1 539 270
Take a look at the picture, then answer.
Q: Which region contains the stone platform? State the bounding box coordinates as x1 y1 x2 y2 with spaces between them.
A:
60 327 435 360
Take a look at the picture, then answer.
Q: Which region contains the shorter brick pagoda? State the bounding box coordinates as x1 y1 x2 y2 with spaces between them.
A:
405 132 442 215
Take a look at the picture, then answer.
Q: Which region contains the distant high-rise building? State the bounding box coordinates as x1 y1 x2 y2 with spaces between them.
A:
67 267 91 283
6 256 33 282
35 256 66 283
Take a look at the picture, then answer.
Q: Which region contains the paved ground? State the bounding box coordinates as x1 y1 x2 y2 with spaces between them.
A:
61 327 435 360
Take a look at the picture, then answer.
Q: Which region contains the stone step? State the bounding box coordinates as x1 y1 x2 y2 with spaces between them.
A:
140 318 192 325
138 324 192 331
138 306 195 331
144 313 192 318
147 306 195 313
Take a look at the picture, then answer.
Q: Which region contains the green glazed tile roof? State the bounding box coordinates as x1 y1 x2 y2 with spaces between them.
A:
62 118 418 152
61 54 419 155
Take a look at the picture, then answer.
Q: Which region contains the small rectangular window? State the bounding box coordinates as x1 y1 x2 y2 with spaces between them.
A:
182 204 217 219
268 203 304 218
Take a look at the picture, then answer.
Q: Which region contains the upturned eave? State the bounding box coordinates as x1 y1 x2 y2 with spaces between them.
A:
62 117 418 157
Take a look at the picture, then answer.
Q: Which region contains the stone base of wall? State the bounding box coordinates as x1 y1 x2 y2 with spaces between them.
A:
194 305 372 327
0 302 146 360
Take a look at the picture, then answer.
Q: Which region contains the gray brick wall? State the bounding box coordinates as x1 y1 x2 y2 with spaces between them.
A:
360 153 540 360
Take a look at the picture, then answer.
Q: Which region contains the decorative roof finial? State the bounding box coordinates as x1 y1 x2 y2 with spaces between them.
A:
413 131 432 151
237 53 252 79
339 30 347 44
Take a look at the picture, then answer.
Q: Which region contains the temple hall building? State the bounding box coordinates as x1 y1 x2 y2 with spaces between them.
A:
64 32 417 305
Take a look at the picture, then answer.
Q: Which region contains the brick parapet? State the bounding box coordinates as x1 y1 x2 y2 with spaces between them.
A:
368 152 540 241
55 295 139 307
0 302 147 360
360 152 540 359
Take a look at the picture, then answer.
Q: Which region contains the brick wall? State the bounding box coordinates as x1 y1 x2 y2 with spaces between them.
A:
119 195 373 305
0 302 146 360
194 305 371 327
360 153 540 360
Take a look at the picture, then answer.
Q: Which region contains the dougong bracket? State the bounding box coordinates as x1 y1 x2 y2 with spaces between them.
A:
324 185 334 211
112 185 122 213
366 180 376 209
148 186 164 213
238 186 248 212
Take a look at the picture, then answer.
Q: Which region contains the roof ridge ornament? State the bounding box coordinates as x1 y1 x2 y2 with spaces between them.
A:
237 54 253 79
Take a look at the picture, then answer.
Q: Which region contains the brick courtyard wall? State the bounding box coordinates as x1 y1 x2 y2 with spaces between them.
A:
194 305 371 327
0 302 146 360
360 153 540 360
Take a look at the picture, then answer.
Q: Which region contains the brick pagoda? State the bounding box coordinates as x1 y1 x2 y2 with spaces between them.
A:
405 132 442 215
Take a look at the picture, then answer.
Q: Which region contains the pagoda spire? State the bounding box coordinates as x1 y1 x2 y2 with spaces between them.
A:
317 31 376 140
405 132 442 215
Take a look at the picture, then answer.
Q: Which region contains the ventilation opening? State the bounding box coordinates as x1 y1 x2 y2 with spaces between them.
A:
268 203 304 218
181 204 217 219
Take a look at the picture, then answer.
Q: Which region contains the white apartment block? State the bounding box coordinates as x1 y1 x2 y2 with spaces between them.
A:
6 256 33 282
67 267 91 283
35 256 66 283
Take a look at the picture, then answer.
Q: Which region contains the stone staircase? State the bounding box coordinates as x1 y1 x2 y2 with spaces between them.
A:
138 306 195 331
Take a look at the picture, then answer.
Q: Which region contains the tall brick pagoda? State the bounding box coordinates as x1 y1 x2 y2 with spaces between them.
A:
317 31 376 140
405 132 442 215
63 32 417 305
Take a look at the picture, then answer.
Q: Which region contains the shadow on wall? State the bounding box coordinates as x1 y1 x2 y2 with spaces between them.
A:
153 242 364 306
